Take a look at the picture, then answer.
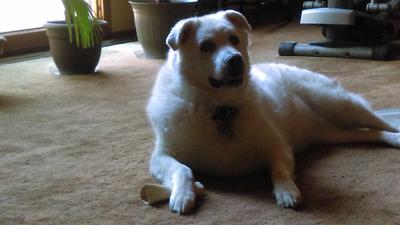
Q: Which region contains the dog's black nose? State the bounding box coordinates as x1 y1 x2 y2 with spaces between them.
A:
226 54 244 77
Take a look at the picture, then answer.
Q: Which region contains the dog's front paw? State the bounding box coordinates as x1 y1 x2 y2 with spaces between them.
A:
169 182 197 214
273 180 302 208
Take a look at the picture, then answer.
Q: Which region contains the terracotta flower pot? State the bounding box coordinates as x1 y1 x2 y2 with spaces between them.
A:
129 0 197 59
44 20 108 75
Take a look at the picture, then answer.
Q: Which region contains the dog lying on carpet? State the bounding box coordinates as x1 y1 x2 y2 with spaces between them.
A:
146 10 400 214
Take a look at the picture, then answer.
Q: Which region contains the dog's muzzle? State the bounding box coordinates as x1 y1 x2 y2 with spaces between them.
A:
209 77 243 88
209 54 244 89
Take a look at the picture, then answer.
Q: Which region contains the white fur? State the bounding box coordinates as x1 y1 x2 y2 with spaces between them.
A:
146 11 400 214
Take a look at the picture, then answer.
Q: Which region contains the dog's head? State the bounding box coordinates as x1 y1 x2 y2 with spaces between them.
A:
166 10 251 92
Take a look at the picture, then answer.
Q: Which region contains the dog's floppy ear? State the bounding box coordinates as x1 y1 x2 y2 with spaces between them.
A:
223 10 252 31
166 19 196 51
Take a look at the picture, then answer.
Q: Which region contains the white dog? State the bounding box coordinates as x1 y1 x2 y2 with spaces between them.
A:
146 10 400 214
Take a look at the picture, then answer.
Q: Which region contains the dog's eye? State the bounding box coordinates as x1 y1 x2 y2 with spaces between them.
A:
229 35 240 45
200 40 216 53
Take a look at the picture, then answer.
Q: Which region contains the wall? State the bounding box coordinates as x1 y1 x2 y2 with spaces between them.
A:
110 0 135 33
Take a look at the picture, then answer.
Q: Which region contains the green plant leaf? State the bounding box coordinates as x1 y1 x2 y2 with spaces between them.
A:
62 0 102 48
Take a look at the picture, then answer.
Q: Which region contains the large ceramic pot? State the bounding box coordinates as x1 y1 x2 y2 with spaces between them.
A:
44 20 108 75
0 36 6 56
129 0 197 59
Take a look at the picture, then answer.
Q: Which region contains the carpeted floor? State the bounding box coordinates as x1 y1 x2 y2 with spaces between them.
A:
1 23 400 225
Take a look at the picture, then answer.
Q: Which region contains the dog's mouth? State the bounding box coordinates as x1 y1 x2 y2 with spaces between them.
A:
209 77 243 89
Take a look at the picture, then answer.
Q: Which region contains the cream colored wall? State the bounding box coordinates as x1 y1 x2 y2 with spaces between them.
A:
110 0 134 32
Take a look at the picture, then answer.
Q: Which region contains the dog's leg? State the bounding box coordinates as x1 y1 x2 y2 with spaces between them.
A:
150 147 202 214
318 128 400 148
278 64 398 133
254 115 302 208
269 146 302 208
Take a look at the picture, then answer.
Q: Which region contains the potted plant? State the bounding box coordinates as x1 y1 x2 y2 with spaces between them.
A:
129 0 198 59
44 0 108 74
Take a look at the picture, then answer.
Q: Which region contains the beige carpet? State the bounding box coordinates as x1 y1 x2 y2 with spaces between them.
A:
1 23 400 225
